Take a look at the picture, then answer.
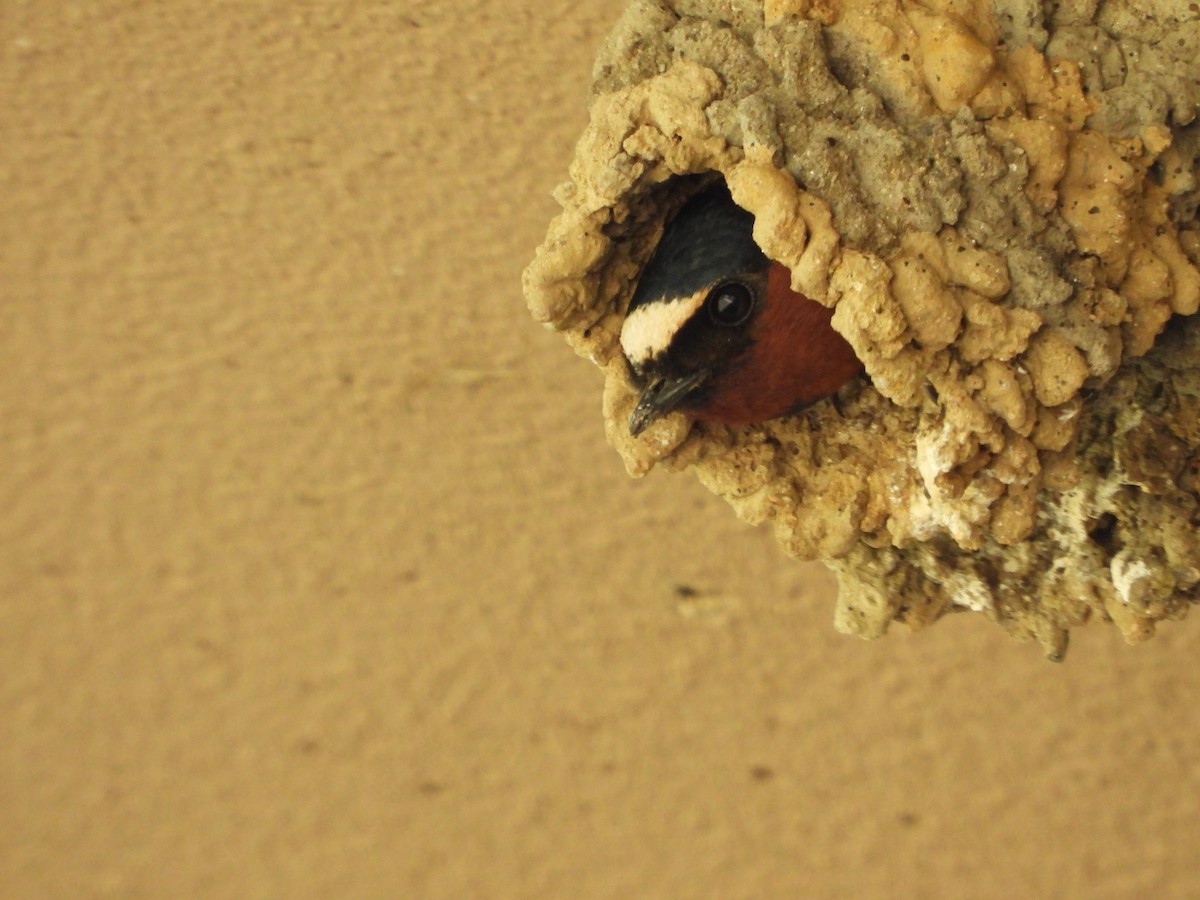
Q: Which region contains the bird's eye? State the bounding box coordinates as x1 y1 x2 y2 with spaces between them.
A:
705 281 756 327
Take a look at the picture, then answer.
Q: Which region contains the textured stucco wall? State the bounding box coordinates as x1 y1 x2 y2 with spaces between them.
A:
3 2 1200 897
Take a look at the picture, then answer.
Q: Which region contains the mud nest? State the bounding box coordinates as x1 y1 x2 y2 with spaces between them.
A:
524 0 1200 658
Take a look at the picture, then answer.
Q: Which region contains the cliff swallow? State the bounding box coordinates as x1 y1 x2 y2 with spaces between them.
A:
620 183 862 435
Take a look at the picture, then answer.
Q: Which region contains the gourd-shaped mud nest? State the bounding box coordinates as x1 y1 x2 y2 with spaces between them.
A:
524 0 1200 658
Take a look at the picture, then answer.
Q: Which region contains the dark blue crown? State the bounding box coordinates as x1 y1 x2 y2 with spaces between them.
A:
628 183 769 312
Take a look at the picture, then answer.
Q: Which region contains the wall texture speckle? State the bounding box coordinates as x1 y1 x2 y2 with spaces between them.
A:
3 2 1200 897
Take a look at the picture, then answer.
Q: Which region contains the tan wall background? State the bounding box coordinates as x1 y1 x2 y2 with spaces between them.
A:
3 2 1199 896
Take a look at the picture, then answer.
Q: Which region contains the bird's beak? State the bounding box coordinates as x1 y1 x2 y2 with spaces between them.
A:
628 371 709 436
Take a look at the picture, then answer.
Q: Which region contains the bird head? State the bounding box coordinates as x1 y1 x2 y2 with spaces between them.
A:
619 183 862 436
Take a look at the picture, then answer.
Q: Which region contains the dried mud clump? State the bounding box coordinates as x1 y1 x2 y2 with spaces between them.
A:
524 0 1200 657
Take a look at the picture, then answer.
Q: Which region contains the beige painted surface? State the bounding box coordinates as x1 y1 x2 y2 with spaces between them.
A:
3 2 1199 897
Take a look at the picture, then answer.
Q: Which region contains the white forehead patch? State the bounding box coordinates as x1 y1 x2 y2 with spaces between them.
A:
619 291 706 367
